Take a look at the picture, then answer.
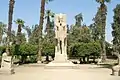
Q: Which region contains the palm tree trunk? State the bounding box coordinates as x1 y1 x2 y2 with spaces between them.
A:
17 24 22 45
46 15 51 35
100 3 107 62
38 0 45 62
7 0 15 55
102 38 106 61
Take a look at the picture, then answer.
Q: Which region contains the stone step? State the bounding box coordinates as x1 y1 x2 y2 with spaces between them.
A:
22 63 45 67
45 61 79 69
45 65 78 69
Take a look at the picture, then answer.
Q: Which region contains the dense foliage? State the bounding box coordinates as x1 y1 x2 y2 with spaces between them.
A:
111 4 120 65
68 20 102 62
69 42 101 57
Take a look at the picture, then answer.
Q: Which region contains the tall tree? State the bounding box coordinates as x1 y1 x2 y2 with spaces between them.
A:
45 10 54 33
95 0 111 61
111 4 120 65
91 7 102 41
14 19 25 45
42 10 55 58
45 10 55 38
14 19 25 61
75 13 83 27
68 24 91 56
0 22 6 45
7 0 15 55
10 30 16 44
38 0 53 62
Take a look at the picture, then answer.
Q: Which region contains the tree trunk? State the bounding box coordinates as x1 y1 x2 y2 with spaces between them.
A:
7 0 15 55
87 56 89 63
100 3 107 62
46 11 51 35
17 24 22 45
83 56 86 63
46 53 49 62
38 0 45 62
21 55 27 64
93 55 96 63
101 34 106 62
79 58 82 64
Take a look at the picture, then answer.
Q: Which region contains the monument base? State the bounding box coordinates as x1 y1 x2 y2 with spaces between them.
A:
45 54 78 69
45 61 78 69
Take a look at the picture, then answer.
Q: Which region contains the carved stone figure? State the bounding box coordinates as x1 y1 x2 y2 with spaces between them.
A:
45 13 76 69
54 13 67 61
0 52 15 74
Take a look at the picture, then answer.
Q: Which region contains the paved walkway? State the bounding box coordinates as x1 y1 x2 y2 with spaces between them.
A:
0 64 120 80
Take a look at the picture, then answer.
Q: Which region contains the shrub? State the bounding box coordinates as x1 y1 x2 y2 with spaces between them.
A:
68 42 101 58
19 44 38 55
12 43 38 64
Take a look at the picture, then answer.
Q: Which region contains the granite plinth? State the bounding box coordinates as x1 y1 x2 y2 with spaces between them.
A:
45 54 78 69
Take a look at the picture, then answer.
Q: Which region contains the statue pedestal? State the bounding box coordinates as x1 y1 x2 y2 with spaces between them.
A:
45 54 77 69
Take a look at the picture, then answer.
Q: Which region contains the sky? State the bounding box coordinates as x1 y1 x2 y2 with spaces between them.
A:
0 0 120 43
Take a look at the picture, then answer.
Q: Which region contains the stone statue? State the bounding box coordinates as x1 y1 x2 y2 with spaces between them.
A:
54 13 67 61
45 13 76 69
0 51 15 74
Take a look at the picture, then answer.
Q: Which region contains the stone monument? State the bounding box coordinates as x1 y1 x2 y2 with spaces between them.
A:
0 52 15 74
45 13 76 69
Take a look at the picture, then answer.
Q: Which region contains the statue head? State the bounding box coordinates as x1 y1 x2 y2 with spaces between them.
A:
55 13 66 24
58 13 64 23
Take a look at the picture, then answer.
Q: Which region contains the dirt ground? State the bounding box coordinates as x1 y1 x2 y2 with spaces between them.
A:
0 64 120 80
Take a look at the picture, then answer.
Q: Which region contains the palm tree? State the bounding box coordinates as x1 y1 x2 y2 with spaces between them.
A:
96 0 110 4
45 10 55 34
11 30 16 44
14 19 25 64
92 7 102 42
14 19 25 45
96 0 111 61
111 4 120 65
7 0 15 55
75 13 83 27
38 0 53 62
0 22 6 45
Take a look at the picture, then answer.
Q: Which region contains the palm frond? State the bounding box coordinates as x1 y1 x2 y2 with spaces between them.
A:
14 18 25 25
45 0 53 4
105 0 111 3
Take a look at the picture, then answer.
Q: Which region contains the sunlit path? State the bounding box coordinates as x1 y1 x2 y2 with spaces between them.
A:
0 64 120 80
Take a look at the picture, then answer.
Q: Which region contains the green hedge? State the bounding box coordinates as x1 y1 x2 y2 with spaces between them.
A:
11 44 38 55
13 44 38 63
69 42 101 57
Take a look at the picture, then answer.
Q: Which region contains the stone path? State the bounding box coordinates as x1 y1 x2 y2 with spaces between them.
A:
0 64 120 80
